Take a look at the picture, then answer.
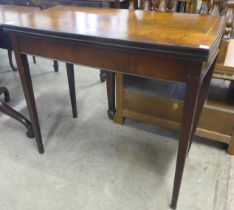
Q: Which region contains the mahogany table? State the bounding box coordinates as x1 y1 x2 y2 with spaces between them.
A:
2 6 225 209
0 5 40 137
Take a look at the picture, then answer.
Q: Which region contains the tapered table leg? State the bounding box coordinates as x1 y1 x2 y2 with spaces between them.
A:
106 71 116 120
11 35 44 154
66 63 77 118
170 59 216 209
187 59 217 154
7 49 17 71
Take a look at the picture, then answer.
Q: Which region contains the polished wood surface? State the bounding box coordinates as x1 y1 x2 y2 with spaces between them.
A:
3 6 225 60
0 5 39 48
0 5 39 24
0 5 59 72
0 5 40 70
2 6 225 209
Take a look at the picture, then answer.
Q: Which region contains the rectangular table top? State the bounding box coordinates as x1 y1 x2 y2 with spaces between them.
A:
2 6 225 60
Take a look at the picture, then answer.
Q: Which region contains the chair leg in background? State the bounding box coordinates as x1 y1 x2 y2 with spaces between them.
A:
32 56 36 64
53 60 59 72
7 49 17 71
100 70 107 82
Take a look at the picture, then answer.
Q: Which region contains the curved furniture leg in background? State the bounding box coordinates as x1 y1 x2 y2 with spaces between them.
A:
7 49 17 71
0 101 34 138
66 63 77 118
0 87 34 138
0 87 10 102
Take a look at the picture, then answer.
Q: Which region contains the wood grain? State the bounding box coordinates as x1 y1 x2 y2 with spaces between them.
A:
2 6 225 60
0 5 39 24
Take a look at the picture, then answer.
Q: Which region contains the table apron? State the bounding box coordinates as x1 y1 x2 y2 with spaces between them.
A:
14 34 192 82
